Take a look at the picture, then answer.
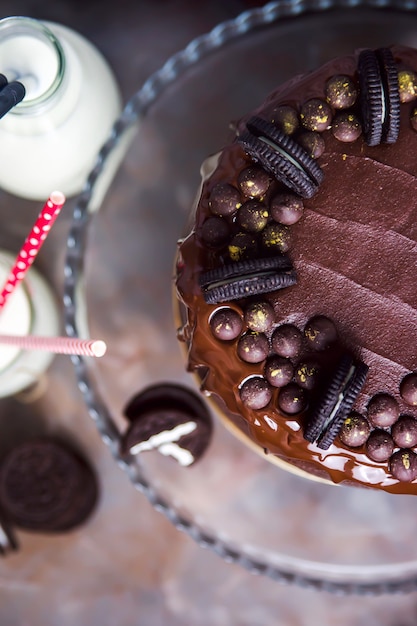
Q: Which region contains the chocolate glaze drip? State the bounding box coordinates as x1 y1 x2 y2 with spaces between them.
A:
175 45 417 494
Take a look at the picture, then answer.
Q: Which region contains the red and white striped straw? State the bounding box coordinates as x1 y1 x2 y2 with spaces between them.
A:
0 191 66 310
0 334 107 357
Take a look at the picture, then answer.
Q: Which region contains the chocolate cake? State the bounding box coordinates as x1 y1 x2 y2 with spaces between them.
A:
175 45 417 494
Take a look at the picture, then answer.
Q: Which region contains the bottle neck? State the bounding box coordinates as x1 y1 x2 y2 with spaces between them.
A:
0 16 66 115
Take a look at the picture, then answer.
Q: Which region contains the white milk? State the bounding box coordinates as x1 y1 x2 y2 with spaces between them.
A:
0 251 60 397
0 17 122 200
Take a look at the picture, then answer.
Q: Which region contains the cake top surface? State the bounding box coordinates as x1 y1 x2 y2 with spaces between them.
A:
175 45 417 494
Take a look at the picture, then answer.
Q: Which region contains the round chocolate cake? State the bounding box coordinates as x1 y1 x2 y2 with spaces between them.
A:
175 45 417 494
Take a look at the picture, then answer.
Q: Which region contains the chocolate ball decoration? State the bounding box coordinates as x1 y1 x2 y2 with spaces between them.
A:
271 104 299 135
325 74 357 109
304 315 337 351
398 69 417 103
244 301 275 333
367 393 399 428
391 415 417 448
400 373 417 407
278 383 307 415
228 232 258 262
237 166 272 198
300 98 333 132
236 200 269 233
339 412 370 448
239 376 272 410
366 429 395 463
200 216 230 247
264 355 294 388
209 182 241 217
261 223 291 253
271 324 303 359
237 331 269 364
294 360 320 391
270 193 304 226
389 449 417 482
297 131 325 159
331 112 362 143
209 307 243 341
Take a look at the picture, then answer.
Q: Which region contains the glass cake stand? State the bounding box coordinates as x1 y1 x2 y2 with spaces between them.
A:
64 0 417 594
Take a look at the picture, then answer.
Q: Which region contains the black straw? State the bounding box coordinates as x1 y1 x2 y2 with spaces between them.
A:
0 81 25 119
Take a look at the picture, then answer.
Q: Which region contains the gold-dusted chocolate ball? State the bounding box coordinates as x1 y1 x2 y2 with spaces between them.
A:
325 74 357 109
278 383 307 415
236 200 269 233
400 372 417 406
331 112 362 143
244 300 275 333
210 307 243 341
339 412 370 448
265 355 294 388
209 182 241 217
228 232 258 262
270 193 303 225
398 69 417 103
294 360 320 390
271 104 299 135
238 165 272 199
300 98 333 132
304 315 337 350
297 131 325 158
200 216 231 247
261 223 291 253
389 449 417 482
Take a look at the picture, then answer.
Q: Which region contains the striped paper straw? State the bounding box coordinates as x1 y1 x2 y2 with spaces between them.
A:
0 191 66 310
0 334 107 357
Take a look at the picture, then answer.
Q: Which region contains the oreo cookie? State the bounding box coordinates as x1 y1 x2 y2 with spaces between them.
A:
358 47 400 146
0 438 99 533
304 354 369 450
237 116 324 198
121 383 213 466
199 255 296 304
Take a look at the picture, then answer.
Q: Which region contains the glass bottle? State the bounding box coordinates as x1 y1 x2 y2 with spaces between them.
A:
0 16 122 200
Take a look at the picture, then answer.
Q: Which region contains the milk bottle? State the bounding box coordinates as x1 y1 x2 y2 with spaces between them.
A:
0 16 122 200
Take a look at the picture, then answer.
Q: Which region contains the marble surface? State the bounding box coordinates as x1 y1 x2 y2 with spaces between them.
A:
2 1 417 625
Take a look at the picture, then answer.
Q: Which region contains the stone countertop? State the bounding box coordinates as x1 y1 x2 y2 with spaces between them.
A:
1 1 417 625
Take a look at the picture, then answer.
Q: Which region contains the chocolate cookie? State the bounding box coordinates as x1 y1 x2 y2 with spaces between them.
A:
304 355 369 450
237 116 324 198
199 255 296 304
122 383 213 466
358 47 400 145
0 438 98 533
